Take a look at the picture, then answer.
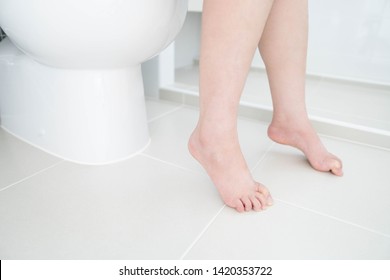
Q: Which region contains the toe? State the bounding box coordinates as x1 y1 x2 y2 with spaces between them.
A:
256 184 273 206
250 195 262 212
256 183 270 196
328 156 343 176
255 192 268 210
241 197 252 212
331 166 343 176
233 199 245 213
266 195 274 206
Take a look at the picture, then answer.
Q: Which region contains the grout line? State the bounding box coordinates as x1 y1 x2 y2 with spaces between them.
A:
250 142 275 172
147 103 185 124
140 153 206 177
0 161 64 192
179 205 226 260
275 198 390 239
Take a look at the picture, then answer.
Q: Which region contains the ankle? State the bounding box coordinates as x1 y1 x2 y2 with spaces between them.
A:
271 112 313 132
192 123 238 147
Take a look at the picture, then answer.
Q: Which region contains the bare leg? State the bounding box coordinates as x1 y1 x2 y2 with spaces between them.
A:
259 0 343 176
188 0 274 212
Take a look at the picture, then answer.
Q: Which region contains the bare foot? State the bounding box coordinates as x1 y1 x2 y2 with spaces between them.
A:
268 119 343 176
188 127 273 212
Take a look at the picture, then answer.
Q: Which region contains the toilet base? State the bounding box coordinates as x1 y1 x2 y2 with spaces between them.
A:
0 39 150 164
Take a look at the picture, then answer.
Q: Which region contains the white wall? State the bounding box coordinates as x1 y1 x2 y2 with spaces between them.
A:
174 12 201 68
180 0 390 84
306 0 390 84
142 43 176 98
188 0 203 12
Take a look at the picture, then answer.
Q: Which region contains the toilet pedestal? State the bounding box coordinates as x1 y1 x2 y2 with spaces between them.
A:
0 39 150 164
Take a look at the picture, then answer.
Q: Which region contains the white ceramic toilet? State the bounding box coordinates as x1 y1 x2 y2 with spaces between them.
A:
0 0 187 164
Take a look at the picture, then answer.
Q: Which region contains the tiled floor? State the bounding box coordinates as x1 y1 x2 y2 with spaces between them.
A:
1 95 389 260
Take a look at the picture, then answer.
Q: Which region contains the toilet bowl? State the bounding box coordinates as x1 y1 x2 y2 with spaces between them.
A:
0 0 187 164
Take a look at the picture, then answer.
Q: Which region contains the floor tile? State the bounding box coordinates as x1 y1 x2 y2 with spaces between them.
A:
145 98 182 121
184 202 390 260
144 107 274 174
252 137 390 236
2 95 389 261
0 128 62 190
144 107 201 173
0 155 223 259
